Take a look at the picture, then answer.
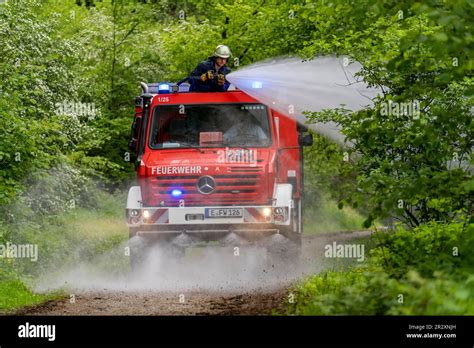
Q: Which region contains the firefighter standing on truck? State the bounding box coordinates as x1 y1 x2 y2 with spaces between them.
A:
188 45 232 92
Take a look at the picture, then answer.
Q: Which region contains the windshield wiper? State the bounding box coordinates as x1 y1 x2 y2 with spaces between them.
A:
175 141 205 153
228 145 252 149
226 142 269 149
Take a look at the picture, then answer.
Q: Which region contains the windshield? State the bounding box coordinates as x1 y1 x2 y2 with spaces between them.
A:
149 103 271 149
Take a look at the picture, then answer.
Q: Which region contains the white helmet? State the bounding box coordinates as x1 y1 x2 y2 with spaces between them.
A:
213 45 232 59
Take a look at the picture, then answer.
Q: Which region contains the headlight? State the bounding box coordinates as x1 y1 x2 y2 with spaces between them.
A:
143 210 150 219
130 209 140 217
262 207 272 217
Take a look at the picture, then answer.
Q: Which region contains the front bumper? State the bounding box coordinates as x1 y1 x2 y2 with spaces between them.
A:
126 205 290 228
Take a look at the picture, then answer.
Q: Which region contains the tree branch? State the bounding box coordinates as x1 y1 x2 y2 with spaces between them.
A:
404 207 419 227
115 21 140 48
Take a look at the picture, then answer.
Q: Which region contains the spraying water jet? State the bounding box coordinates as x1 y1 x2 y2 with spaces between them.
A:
226 56 382 146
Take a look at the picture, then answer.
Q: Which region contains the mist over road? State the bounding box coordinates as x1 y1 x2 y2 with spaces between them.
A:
19 231 371 315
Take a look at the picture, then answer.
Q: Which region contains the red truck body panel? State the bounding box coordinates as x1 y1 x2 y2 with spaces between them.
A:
133 89 301 209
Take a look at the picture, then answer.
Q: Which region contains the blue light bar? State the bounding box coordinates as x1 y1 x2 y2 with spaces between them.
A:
171 189 183 197
251 81 263 89
158 83 170 94
179 83 190 92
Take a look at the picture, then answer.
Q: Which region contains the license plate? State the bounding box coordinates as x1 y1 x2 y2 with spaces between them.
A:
205 208 243 218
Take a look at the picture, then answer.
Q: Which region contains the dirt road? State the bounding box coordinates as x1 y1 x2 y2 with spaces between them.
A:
18 231 371 315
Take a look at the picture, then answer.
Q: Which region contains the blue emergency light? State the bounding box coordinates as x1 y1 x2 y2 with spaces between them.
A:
158 83 171 94
252 81 263 89
148 82 189 94
171 189 183 197
178 83 190 92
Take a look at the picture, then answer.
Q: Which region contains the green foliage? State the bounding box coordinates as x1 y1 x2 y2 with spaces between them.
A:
372 221 473 278
0 159 100 242
283 220 474 315
0 186 128 280
304 132 352 201
0 255 61 313
0 0 471 314
0 0 80 205
300 0 473 226
302 132 370 233
284 267 474 315
0 278 61 313
303 191 366 235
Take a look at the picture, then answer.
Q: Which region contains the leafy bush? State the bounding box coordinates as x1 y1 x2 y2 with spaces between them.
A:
0 187 128 279
0 0 80 206
301 0 473 226
372 221 473 278
303 192 366 234
284 220 474 315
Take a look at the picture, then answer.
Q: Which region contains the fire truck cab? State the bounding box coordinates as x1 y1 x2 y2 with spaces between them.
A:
126 82 313 267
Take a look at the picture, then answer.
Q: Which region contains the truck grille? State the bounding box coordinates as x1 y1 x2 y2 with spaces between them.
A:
227 166 263 173
147 173 266 206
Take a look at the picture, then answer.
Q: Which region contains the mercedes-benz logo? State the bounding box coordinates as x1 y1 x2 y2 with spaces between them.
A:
197 175 216 194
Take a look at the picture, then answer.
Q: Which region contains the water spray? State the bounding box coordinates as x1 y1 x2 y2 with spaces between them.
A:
226 56 382 146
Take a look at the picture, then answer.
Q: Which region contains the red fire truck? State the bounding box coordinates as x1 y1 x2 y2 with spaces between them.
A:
126 82 313 268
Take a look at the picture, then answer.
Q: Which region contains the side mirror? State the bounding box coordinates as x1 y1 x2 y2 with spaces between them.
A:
299 133 313 147
128 138 137 151
297 122 309 133
135 96 143 107
128 117 142 153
